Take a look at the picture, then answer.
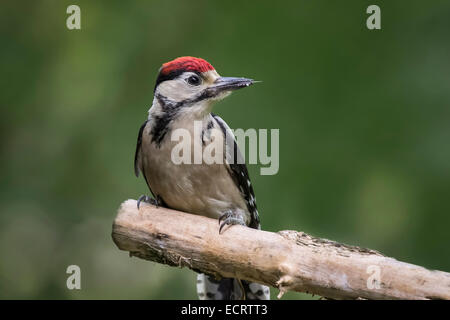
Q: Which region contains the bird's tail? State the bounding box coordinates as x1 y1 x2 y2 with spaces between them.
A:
196 273 270 300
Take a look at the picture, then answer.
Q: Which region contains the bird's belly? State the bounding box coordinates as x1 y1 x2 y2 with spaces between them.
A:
142 139 248 221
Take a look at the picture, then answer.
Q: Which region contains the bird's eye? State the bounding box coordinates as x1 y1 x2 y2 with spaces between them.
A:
186 75 201 86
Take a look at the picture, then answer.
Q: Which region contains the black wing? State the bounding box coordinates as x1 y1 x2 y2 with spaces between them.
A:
134 120 159 200
134 120 148 177
212 114 260 229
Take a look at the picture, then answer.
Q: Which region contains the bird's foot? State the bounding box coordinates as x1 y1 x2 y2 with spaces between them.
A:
218 210 246 234
137 195 160 209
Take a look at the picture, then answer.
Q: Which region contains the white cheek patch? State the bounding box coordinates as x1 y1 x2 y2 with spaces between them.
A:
157 79 203 102
157 70 222 103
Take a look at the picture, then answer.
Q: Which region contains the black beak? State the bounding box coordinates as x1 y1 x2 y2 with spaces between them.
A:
213 77 254 90
204 77 254 97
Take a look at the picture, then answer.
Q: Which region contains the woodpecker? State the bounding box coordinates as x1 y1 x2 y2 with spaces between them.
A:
134 56 270 300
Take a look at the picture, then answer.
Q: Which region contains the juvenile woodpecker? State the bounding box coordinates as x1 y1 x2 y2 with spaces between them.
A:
134 56 270 300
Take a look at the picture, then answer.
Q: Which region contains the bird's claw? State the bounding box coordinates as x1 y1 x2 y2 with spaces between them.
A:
137 195 159 209
218 211 246 234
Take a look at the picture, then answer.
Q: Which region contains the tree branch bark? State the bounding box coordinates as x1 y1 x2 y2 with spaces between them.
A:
112 199 450 300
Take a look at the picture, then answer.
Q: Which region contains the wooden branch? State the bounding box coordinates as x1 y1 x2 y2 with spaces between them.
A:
112 199 450 300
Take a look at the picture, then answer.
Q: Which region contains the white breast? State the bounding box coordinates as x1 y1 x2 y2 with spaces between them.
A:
141 115 249 223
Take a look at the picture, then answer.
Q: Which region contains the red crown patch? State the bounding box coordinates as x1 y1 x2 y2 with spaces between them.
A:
160 56 215 75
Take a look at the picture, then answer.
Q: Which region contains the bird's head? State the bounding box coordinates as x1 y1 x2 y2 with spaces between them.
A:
152 56 254 117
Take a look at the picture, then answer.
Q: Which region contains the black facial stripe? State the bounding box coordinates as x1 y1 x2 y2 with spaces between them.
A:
156 94 179 112
150 114 172 147
151 84 215 147
151 92 209 146
150 94 182 147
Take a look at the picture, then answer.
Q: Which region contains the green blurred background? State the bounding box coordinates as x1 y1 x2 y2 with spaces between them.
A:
1 0 449 299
